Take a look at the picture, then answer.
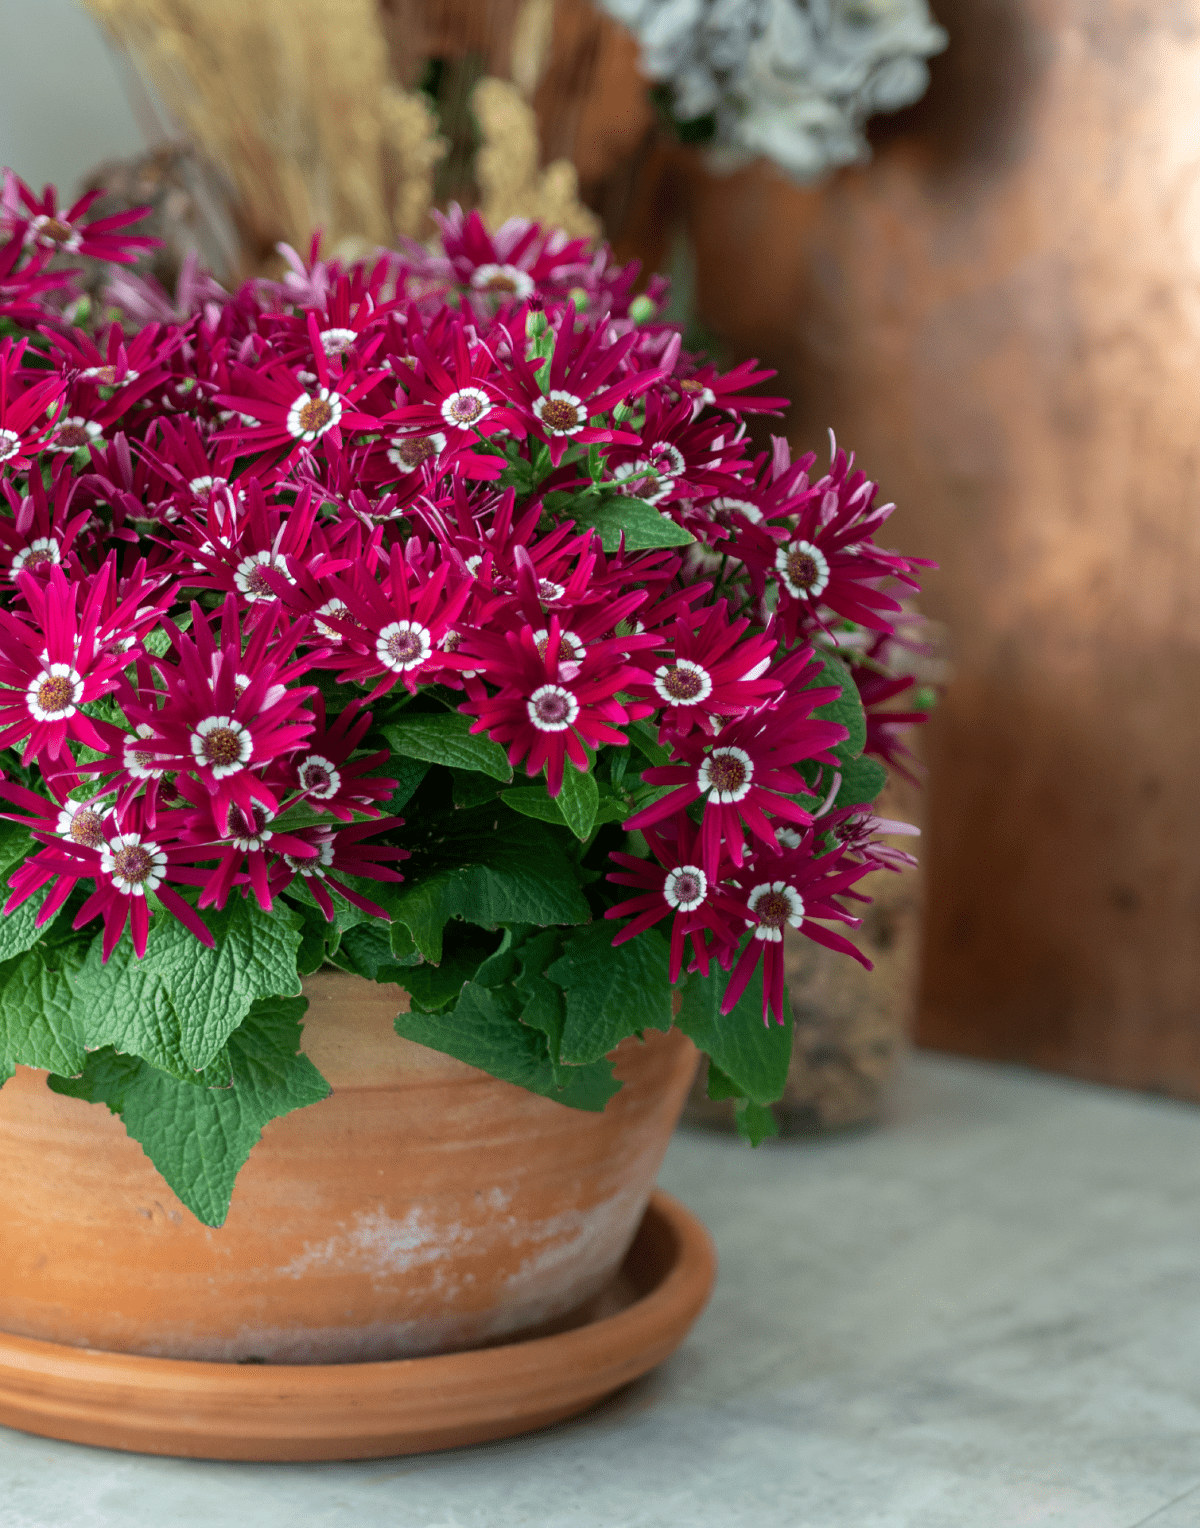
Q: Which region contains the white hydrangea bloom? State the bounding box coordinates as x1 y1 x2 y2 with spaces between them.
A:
599 0 947 183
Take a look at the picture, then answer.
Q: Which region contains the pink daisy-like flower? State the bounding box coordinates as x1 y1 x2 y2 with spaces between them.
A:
290 695 395 822
326 545 473 699
214 314 385 465
0 563 136 763
270 817 409 922
605 811 741 983
624 678 848 875
627 602 780 737
384 318 526 441
720 833 873 1023
0 338 65 469
0 465 89 583
496 311 662 466
461 617 643 796
122 598 316 823
4 175 158 265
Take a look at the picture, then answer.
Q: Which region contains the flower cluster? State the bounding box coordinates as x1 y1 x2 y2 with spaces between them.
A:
0 173 930 1027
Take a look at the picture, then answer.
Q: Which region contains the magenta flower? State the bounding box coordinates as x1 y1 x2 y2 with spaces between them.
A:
270 817 409 921
720 832 873 1024
385 319 526 441
627 602 781 737
290 696 395 821
3 794 214 961
605 812 741 983
0 465 89 582
3 174 158 265
215 313 385 464
461 618 643 796
0 564 135 763
0 338 64 469
624 682 848 874
494 312 661 466
122 598 316 823
327 546 473 699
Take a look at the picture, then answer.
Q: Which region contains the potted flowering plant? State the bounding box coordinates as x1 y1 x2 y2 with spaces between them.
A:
0 171 928 1444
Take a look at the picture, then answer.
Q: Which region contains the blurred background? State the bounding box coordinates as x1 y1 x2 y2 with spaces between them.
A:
4 0 1196 1109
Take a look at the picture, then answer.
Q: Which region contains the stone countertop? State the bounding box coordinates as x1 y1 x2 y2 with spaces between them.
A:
4 1053 1200 1528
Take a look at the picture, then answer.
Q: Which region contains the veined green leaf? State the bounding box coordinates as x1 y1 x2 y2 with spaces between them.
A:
382 712 512 782
394 981 619 1112
547 921 672 1065
807 651 866 765
676 963 793 1106
48 995 330 1227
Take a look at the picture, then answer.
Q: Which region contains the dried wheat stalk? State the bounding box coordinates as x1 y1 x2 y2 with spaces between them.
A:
82 0 445 264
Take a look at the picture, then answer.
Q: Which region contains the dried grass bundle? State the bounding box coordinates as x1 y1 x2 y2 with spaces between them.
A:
472 77 599 239
83 0 445 267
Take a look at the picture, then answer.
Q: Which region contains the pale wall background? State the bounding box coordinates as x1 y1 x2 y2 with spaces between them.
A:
0 0 145 192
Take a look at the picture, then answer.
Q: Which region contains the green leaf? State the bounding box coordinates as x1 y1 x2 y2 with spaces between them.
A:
385 756 431 813
625 718 670 767
550 492 695 552
835 754 889 809
403 925 499 1013
69 901 303 1077
0 944 89 1075
502 780 626 831
704 1059 743 1101
393 980 619 1112
68 935 233 1086
734 1097 780 1146
808 652 866 765
332 920 421 981
451 767 502 809
389 812 591 963
48 995 330 1227
547 921 673 1065
0 885 56 961
676 962 793 1106
555 760 599 840
501 786 568 826
382 712 512 782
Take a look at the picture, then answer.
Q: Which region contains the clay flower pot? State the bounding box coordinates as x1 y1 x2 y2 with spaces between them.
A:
0 973 699 1364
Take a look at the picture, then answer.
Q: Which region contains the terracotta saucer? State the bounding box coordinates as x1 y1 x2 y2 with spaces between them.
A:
0 1190 716 1462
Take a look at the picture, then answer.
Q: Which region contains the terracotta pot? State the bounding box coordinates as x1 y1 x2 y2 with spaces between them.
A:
0 973 698 1364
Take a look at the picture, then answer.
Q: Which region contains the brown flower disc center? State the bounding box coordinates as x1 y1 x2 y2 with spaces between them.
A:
449 394 485 424
297 397 334 434
386 629 425 666
92 366 117 385
674 872 702 902
243 564 276 598
36 675 76 713
540 399 581 433
786 550 820 589
300 762 333 793
69 808 105 848
111 845 153 884
660 665 705 701
534 690 571 725
707 754 747 793
483 273 519 293
754 891 793 930
41 218 73 244
200 727 243 768
22 547 56 568
54 424 90 449
394 436 437 467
